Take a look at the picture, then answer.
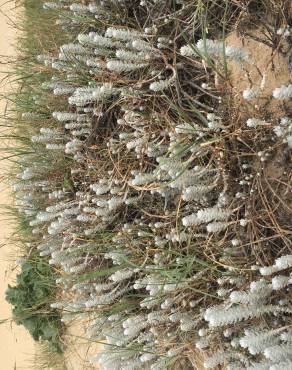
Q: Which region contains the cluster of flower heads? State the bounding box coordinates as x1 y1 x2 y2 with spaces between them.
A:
198 255 292 369
14 1 292 369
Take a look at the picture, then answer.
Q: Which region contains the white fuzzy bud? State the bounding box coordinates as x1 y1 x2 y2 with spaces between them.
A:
273 84 292 100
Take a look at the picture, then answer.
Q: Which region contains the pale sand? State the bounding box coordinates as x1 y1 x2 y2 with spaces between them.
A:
0 1 36 368
63 318 101 369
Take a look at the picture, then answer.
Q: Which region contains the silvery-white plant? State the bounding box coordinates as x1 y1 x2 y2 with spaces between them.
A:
180 39 249 64
11 2 292 369
273 84 292 100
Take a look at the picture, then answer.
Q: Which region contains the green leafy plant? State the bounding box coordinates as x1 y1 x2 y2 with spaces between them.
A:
5 257 64 352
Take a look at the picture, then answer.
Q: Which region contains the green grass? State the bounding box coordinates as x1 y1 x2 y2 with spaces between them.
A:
1 0 69 358
32 342 68 370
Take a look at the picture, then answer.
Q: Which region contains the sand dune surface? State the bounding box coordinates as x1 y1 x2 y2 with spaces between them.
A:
0 1 35 369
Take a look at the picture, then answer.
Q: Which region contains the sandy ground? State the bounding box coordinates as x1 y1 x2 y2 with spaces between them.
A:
63 317 101 369
0 1 36 368
226 30 291 118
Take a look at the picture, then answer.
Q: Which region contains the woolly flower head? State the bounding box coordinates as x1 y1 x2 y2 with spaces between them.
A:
197 39 249 63
43 2 63 9
92 83 115 101
276 26 291 36
105 27 143 41
275 255 292 269
196 39 223 56
110 269 135 282
182 213 200 227
243 88 259 100
204 351 228 369
149 78 174 92
206 221 229 233
52 111 77 122
106 60 147 72
140 353 156 363
264 344 292 362
60 43 90 55
69 4 88 13
246 118 269 128
273 117 292 147
131 39 153 51
272 84 292 100
197 207 232 223
204 305 275 327
116 49 150 62
180 45 196 57
224 44 249 63
272 275 291 290
260 255 292 276
239 328 280 356
180 39 249 64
